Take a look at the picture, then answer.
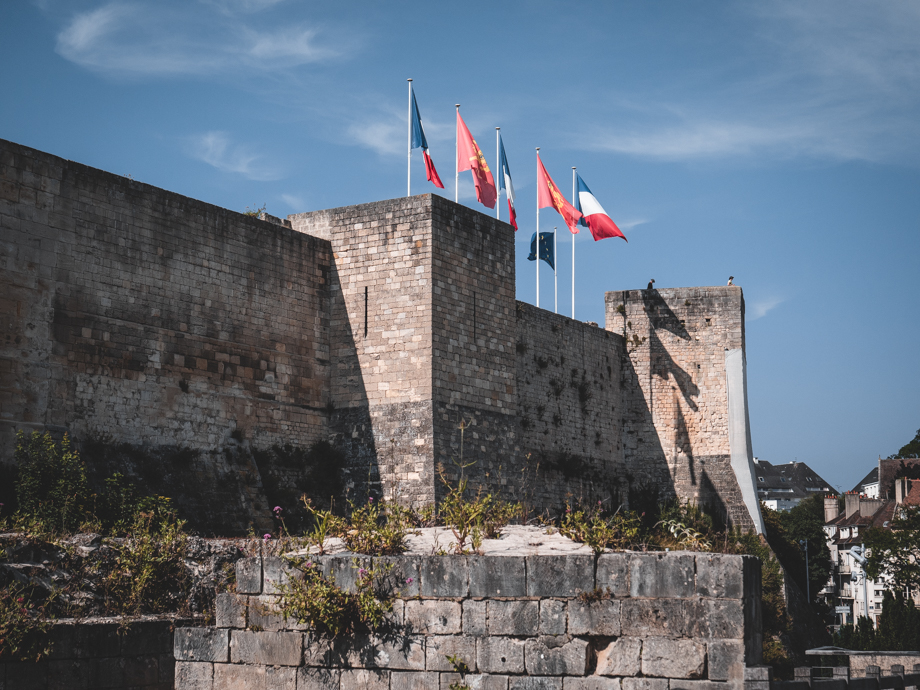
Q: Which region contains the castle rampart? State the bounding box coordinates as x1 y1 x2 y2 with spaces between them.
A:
0 137 763 533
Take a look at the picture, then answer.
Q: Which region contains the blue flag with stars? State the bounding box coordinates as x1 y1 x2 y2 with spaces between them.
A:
527 231 555 270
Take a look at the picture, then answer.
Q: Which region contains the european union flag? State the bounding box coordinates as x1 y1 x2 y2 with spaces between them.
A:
527 231 555 270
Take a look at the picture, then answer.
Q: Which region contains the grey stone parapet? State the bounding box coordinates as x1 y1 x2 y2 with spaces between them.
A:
174 552 767 690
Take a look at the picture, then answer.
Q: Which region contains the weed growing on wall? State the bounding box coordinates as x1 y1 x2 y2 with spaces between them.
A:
277 558 393 637
558 502 641 554
344 499 413 556
0 582 56 662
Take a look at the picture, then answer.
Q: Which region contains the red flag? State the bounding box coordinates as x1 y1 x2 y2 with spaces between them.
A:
423 150 444 189
537 156 582 233
456 112 497 209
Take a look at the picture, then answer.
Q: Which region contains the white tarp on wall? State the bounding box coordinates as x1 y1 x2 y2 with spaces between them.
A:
725 348 766 534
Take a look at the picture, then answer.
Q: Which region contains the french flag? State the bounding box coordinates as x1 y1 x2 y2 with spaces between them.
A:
498 135 517 229
576 174 626 242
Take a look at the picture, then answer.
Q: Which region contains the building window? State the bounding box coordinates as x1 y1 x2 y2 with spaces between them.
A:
758 477 764 482
875 590 883 597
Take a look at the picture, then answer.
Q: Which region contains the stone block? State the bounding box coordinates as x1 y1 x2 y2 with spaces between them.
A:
405 599 462 634
527 555 594 597
95 657 126 688
46 658 95 690
324 556 372 594
695 554 744 599
174 661 213 690
174 628 229 663
263 556 297 595
235 557 262 594
340 669 390 689
488 600 540 635
620 599 703 638
469 556 527 597
622 679 670 690
441 674 510 690
669 682 735 690
596 554 630 597
704 600 745 639
215 593 247 628
465 599 488 636
525 636 590 676
302 634 340 667
229 630 302 666
629 554 695 598
708 640 745 681
541 599 567 635
159 653 176 685
478 637 526 674
427 635 479 672
509 677 564 690
641 638 706 679
392 671 440 689
345 634 425 670
296 667 340 690
564 679 623 690
375 555 421 597
420 556 470 597
213 663 297 689
123 654 159 686
4 661 47 690
568 599 621 636
596 637 642 677
247 595 287 631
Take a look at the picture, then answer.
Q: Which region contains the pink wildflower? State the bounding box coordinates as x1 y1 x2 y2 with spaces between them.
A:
263 534 272 541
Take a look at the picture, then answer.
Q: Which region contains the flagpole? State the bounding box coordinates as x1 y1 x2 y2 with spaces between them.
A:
554 226 558 314
572 167 576 320
535 148 540 309
455 105 461 203
407 79 413 198
495 128 500 221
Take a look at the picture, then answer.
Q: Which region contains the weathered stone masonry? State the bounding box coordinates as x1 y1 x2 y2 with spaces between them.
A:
174 551 763 690
0 138 763 532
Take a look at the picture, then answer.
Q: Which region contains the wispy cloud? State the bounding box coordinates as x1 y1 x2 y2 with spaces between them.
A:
618 218 649 231
581 1 920 165
280 193 305 210
749 296 784 321
55 1 346 78
187 131 282 181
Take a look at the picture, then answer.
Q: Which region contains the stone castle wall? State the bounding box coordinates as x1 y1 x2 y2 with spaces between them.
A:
174 551 763 690
605 288 758 530
0 138 763 532
0 138 333 533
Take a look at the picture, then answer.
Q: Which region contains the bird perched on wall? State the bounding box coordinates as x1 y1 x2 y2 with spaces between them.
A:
647 279 655 290
727 276 734 286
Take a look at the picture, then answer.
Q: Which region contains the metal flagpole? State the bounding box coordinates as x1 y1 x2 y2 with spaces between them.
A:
536 148 540 309
554 227 558 314
571 167 577 320
407 79 413 197
455 105 461 203
496 128 501 220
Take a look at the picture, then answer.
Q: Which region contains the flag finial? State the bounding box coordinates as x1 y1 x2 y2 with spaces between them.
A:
407 78 412 82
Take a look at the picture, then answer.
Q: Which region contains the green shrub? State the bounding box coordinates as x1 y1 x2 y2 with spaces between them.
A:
277 558 393 637
14 431 89 534
558 502 641 554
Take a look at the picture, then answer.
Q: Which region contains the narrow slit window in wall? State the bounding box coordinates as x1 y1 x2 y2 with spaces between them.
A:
364 286 368 338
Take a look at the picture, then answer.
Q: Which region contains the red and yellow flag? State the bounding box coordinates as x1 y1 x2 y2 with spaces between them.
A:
457 112 497 209
537 156 582 233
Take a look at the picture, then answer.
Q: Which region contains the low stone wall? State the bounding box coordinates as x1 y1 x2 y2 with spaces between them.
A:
175 551 762 689
0 616 184 690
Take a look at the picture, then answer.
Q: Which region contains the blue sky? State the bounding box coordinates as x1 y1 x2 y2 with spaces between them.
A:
2 0 919 492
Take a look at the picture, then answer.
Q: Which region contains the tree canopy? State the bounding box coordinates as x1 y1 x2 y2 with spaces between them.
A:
889 428 920 460
864 504 920 590
778 493 833 602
